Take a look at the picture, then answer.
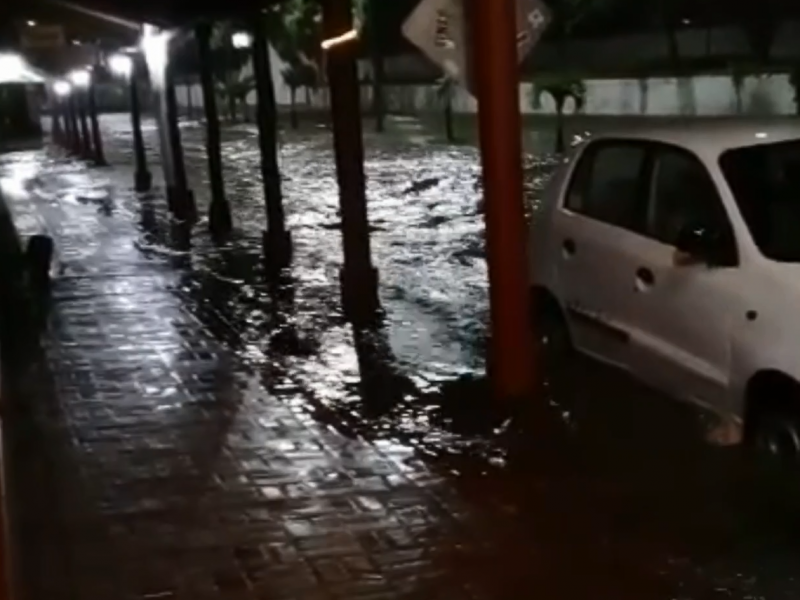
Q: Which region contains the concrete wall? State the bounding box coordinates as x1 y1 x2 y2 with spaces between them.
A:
382 74 798 116
176 73 799 117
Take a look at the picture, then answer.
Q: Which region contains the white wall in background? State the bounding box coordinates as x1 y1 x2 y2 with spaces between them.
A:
175 68 798 118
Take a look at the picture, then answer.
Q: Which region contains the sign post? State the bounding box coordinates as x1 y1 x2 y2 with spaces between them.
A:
404 0 551 401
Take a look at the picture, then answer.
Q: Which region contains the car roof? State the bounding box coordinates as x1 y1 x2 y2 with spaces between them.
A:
586 118 800 154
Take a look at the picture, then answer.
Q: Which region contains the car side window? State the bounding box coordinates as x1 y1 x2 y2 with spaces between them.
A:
565 142 648 232
648 148 734 252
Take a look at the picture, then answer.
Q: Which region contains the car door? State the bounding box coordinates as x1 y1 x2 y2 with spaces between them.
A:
554 140 650 369
623 144 740 410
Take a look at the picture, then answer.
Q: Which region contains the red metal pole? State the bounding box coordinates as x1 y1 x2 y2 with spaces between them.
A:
472 0 536 399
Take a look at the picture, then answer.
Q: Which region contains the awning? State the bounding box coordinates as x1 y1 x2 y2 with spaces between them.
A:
0 53 46 85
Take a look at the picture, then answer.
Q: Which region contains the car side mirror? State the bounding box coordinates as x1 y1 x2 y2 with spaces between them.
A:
674 223 722 267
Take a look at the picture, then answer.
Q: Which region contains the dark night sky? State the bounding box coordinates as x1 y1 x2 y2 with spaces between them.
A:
3 0 800 60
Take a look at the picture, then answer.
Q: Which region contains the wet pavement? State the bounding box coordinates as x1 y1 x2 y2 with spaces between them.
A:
0 114 799 600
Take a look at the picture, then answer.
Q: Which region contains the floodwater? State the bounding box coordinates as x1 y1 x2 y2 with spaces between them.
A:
0 113 798 600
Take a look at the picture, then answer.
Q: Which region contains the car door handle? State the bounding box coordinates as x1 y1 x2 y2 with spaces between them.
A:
562 239 576 257
635 267 655 287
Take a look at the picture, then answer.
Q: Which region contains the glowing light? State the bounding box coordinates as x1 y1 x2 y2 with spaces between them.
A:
141 24 172 84
0 53 25 78
755 132 768 139
27 20 36 27
231 32 252 49
321 28 358 50
53 80 72 97
108 53 133 78
0 52 45 84
0 53 45 84
69 68 91 88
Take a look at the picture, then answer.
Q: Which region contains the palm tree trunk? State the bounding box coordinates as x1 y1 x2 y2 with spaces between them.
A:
444 97 454 142
290 87 299 129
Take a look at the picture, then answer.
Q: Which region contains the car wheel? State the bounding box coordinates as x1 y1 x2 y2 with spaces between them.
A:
753 408 800 465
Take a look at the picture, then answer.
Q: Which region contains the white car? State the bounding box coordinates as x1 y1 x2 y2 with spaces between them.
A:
529 119 800 461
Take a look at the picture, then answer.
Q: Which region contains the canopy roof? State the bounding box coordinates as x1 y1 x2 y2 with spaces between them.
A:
0 52 46 84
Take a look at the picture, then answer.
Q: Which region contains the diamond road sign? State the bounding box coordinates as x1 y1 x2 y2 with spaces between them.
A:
515 0 551 60
401 0 469 83
402 0 551 92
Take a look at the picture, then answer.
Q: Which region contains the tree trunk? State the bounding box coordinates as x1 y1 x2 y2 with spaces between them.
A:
444 97 455 142
368 0 385 133
793 70 800 115
290 86 298 129
304 86 311 106
371 54 385 132
555 105 565 154
663 16 681 70
186 83 194 120
228 92 237 122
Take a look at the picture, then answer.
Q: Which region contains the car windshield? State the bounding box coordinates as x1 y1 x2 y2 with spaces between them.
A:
720 139 800 262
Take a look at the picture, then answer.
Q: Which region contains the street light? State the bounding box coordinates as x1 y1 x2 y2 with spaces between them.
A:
321 28 358 50
0 53 25 82
231 31 252 49
108 53 133 78
141 24 171 84
53 80 71 97
68 68 91 88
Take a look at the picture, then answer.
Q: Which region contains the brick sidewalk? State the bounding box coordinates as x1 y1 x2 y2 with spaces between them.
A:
1 144 798 600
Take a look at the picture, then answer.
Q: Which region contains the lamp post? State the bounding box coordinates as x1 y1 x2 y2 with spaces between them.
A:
109 53 152 192
68 68 93 160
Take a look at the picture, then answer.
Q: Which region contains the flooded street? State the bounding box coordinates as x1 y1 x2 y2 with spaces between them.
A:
1 113 799 599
